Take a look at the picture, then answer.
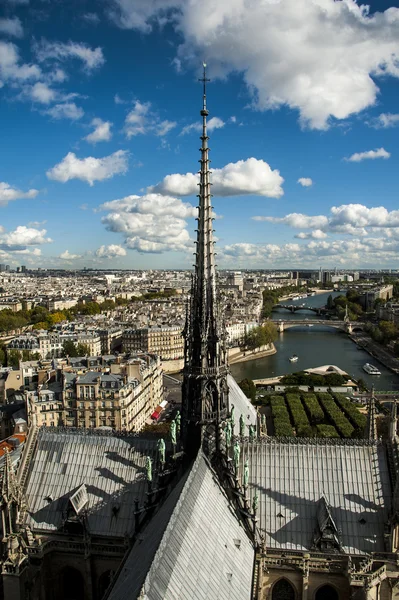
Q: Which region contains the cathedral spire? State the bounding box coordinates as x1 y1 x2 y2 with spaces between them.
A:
182 64 229 457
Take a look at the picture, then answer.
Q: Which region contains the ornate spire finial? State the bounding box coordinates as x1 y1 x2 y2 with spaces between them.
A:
367 386 377 441
199 62 210 115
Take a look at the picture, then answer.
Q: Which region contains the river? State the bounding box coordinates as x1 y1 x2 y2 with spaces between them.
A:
230 291 399 392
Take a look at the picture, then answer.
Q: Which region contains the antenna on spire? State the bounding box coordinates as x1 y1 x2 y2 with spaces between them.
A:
199 62 210 116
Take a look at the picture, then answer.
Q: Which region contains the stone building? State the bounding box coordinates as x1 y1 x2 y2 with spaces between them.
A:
26 353 163 432
122 325 184 360
1 68 399 600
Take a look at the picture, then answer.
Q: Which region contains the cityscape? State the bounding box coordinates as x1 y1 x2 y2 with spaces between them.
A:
1 0 399 599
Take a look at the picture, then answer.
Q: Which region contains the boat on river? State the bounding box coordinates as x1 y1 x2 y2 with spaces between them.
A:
363 363 381 375
289 355 299 363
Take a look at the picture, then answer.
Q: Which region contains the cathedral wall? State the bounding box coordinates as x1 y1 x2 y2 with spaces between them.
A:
260 567 351 600
39 550 122 600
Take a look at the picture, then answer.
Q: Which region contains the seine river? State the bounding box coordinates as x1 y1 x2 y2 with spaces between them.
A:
230 291 399 392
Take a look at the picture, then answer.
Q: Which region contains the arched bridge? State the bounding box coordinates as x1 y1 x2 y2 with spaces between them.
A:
273 304 329 315
271 319 364 333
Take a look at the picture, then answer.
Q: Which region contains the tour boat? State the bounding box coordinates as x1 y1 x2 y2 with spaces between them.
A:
363 363 381 375
289 355 299 363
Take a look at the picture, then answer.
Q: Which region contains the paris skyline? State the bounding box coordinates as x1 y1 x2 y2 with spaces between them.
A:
1 0 399 270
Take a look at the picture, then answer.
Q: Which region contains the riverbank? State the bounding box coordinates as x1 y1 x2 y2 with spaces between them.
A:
229 343 276 365
350 332 399 375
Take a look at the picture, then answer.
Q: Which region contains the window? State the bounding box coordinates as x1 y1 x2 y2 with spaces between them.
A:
272 579 295 600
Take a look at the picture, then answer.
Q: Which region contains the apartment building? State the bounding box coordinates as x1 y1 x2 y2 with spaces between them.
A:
26 353 163 432
122 326 184 360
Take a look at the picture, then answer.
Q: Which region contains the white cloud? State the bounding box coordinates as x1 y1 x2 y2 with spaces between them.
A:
47 150 128 186
46 102 84 120
149 157 284 198
124 100 176 138
181 116 225 135
0 226 52 250
107 0 184 32
100 193 195 253
0 18 24 38
0 182 38 207
82 13 100 25
218 236 399 268
345 147 391 162
297 177 313 187
34 40 105 71
0 41 41 83
370 113 399 129
295 230 327 239
59 250 82 260
108 0 399 130
95 244 127 259
254 204 399 238
84 118 113 143
26 81 57 104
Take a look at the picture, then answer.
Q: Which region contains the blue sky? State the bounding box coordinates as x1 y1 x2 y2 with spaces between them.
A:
1 0 399 270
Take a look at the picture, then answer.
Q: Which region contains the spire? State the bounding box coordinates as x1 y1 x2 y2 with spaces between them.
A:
182 64 229 457
367 386 377 441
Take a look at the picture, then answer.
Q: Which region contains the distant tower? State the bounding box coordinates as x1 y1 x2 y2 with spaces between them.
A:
182 64 229 457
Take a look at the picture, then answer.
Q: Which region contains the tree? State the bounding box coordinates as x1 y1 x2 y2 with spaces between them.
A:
261 321 278 345
62 340 79 357
47 311 67 325
238 379 256 402
0 345 6 366
76 343 91 356
7 350 20 369
327 294 334 310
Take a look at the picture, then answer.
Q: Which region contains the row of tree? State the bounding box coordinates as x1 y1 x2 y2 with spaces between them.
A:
0 290 179 334
243 322 278 351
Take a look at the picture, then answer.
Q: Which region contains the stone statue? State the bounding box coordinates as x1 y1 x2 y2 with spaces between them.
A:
252 493 258 514
175 410 181 433
145 456 152 482
233 441 240 471
249 424 255 442
243 458 249 488
225 420 232 448
170 420 177 446
239 414 245 437
230 404 235 427
157 438 166 464
261 414 266 430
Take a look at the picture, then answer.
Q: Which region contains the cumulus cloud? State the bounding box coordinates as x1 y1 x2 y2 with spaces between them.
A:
218 237 399 268
0 226 52 250
84 118 112 143
370 113 399 129
295 230 327 240
107 0 399 130
59 250 82 260
99 193 196 253
345 147 391 162
47 150 128 186
34 40 105 71
0 17 24 38
0 41 41 83
297 177 313 187
24 81 57 104
149 158 284 198
254 204 399 238
95 244 127 259
45 102 84 120
124 100 176 138
181 116 225 135
0 182 39 207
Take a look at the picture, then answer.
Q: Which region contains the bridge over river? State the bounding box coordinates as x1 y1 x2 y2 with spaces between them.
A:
273 304 329 315
270 319 364 333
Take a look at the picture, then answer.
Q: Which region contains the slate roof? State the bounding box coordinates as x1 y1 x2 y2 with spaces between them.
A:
108 451 254 600
241 439 391 555
227 374 257 437
24 430 160 537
